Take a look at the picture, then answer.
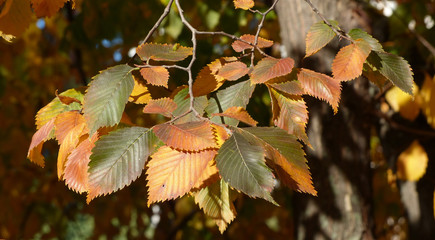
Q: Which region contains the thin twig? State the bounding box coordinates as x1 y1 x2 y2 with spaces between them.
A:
374 109 435 137
140 0 175 45
303 0 353 42
134 64 188 72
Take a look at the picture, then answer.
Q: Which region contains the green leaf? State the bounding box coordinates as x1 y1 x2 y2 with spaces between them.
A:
172 88 208 124
136 43 193 62
348 28 384 52
87 127 160 203
215 132 276 204
305 20 338 57
367 52 414 95
83 64 135 135
193 179 237 233
238 127 317 195
36 88 84 129
206 80 255 126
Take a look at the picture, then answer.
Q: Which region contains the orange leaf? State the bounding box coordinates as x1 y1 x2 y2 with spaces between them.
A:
143 97 177 118
0 0 32 39
27 118 56 167
212 106 258 126
233 0 254 10
211 124 230 147
129 74 152 104
136 43 193 62
192 159 220 189
146 146 217 205
64 133 99 193
332 39 372 81
216 61 249 81
152 121 218 151
31 0 69 17
251 57 294 84
232 34 273 52
140 66 169 88
297 68 341 113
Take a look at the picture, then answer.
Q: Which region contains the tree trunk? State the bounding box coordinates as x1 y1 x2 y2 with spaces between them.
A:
276 1 375 239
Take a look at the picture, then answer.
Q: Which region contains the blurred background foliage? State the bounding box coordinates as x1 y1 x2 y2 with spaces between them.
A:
0 0 434 239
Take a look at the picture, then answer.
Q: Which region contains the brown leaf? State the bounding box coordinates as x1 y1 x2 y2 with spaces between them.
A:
251 57 294 84
332 39 372 81
232 34 273 52
216 61 249 81
140 66 170 88
55 89 82 105
0 0 32 39
31 0 69 17
212 106 257 126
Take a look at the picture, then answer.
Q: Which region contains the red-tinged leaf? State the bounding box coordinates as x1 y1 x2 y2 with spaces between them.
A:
152 121 217 151
232 34 273 52
268 80 305 95
297 68 341 113
192 58 237 97
212 106 257 126
136 43 193 62
250 57 295 84
30 0 68 18
233 0 254 10
64 134 99 193
146 146 217 205
332 39 372 82
305 20 338 57
54 111 86 143
216 61 249 81
140 66 169 88
143 98 177 118
270 88 310 146
55 89 81 105
129 74 152 104
27 118 56 167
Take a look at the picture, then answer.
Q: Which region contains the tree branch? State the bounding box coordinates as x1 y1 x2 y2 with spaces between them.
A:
140 0 175 45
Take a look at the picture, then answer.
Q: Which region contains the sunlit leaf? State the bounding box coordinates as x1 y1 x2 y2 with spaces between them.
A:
332 39 372 81
239 127 317 195
140 66 169 87
192 159 219 189
297 68 341 113
418 74 435 129
397 140 428 181
143 97 177 118
147 146 217 205
367 51 414 95
270 88 310 146
231 34 273 52
152 121 217 151
305 20 338 57
83 64 135 135
27 118 56 167
233 0 254 10
136 43 193 62
216 61 249 81
129 73 152 104
172 88 208 124
64 134 99 193
87 127 160 203
385 83 419 121
193 179 237 233
348 29 384 52
55 89 82 105
211 124 230 147
212 106 257 126
0 0 32 39
30 0 68 18
206 80 255 126
251 57 294 84
216 132 276 204
268 80 305 96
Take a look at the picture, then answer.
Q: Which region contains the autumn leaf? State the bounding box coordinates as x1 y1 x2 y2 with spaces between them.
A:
146 146 217 205
172 88 208 124
305 20 338 57
268 79 305 96
216 132 276 204
128 73 152 104
211 124 230 147
55 89 82 105
193 179 237 233
233 0 254 10
140 66 170 88
136 43 193 62
270 88 310 146
216 61 249 81
232 34 273 52
152 121 217 151
348 29 384 52
297 68 341 113
250 57 295 84
238 127 316 195
396 141 428 181
332 39 372 81
64 133 99 193
192 159 220 189
142 98 177 118
385 83 419 121
83 64 135 135
87 127 160 203
30 0 69 18
27 118 56 167
212 106 257 126
418 74 435 129
0 0 32 40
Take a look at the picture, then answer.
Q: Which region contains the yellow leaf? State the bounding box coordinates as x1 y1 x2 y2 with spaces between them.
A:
211 124 230 147
128 74 152 104
140 66 169 88
30 0 69 18
0 0 32 39
385 83 419 121
418 74 435 129
233 0 254 10
332 39 372 81
397 140 428 181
